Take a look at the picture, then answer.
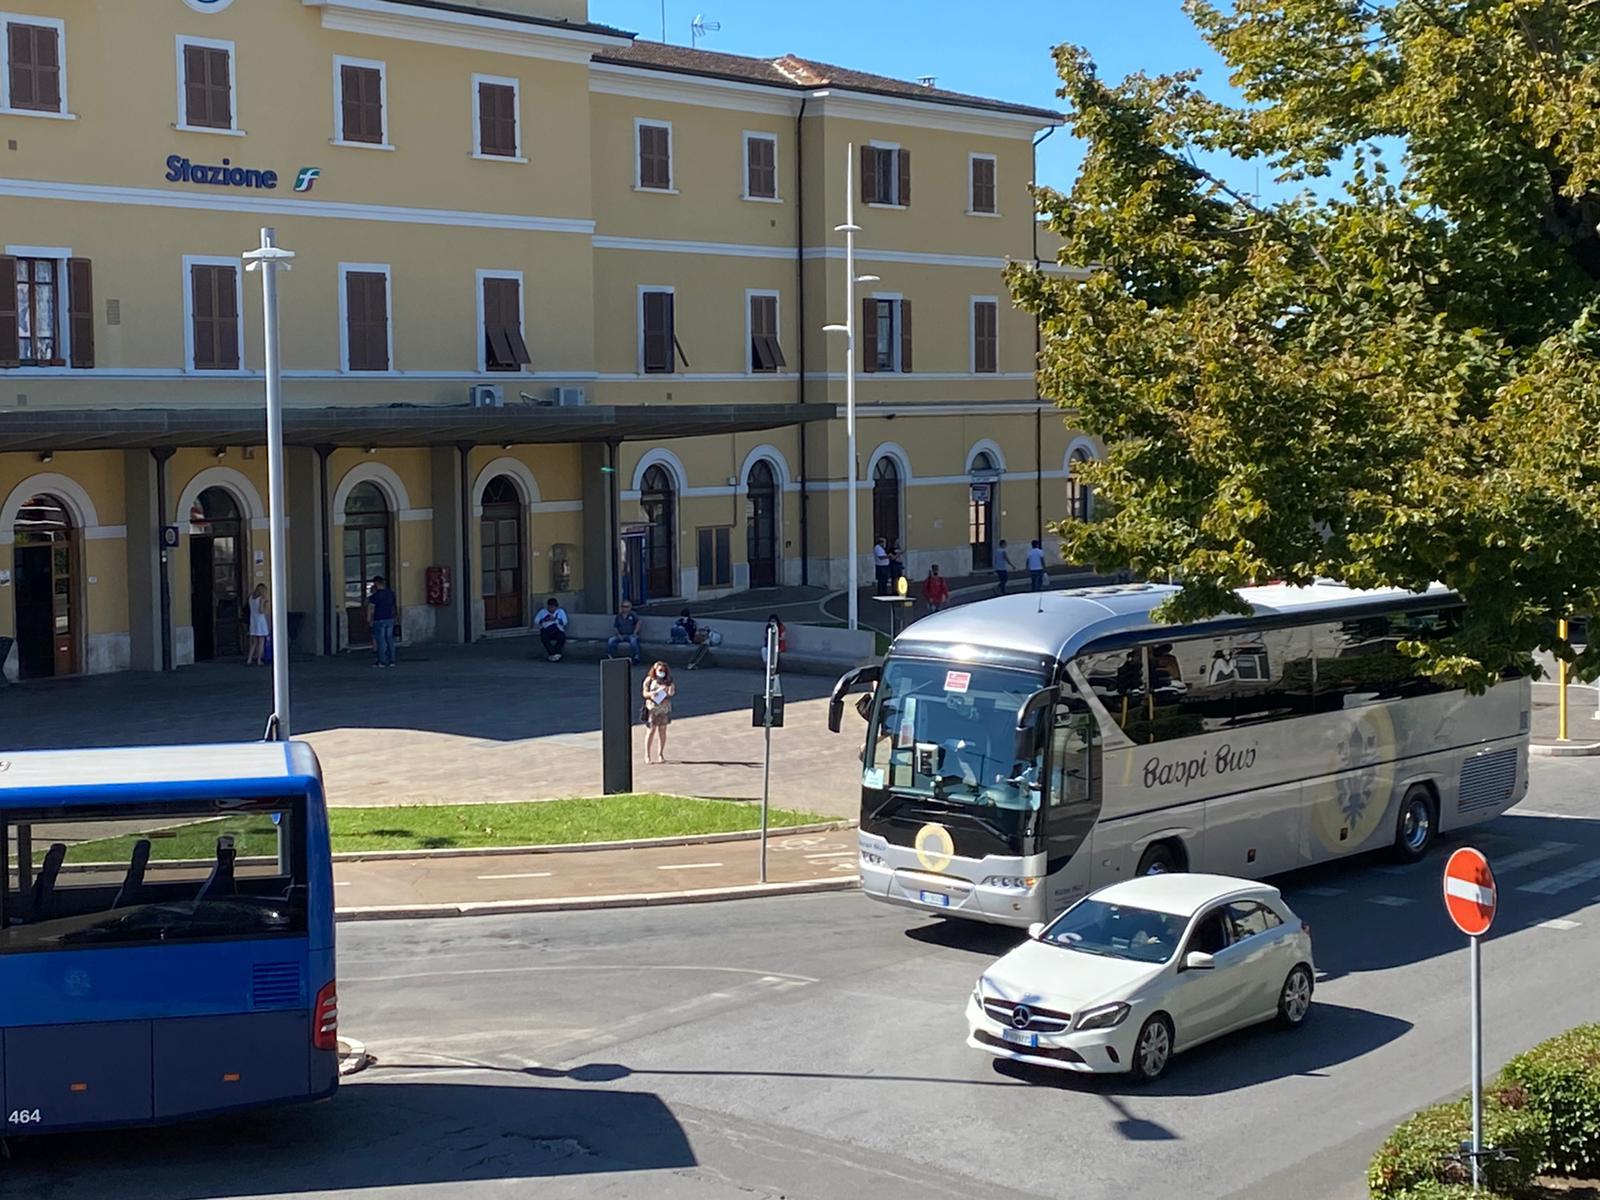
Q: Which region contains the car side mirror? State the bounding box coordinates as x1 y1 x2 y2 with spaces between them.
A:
1027 922 1046 940
1183 951 1216 971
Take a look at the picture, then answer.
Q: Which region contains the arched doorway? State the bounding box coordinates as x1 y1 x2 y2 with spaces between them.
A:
1066 448 1093 522
343 481 390 646
481 474 525 629
188 487 245 661
11 494 78 679
746 460 778 589
872 456 901 549
640 464 676 599
968 451 998 571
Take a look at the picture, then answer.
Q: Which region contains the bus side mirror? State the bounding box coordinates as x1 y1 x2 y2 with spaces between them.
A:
828 664 882 733
1012 686 1054 760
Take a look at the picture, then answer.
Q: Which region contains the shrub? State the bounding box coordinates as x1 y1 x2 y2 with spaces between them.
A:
1498 1023 1600 1175
1368 1092 1544 1199
1388 1183 1512 1200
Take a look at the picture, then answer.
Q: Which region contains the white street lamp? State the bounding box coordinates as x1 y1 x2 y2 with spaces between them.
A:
243 227 295 739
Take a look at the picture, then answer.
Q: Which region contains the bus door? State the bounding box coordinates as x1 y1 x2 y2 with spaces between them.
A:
1042 693 1101 915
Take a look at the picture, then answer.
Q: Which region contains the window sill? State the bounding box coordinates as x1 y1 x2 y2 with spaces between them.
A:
471 151 529 163
866 201 907 210
965 209 1002 218
742 194 783 205
174 123 247 137
0 106 76 121
332 138 396 151
185 366 251 376
633 184 679 195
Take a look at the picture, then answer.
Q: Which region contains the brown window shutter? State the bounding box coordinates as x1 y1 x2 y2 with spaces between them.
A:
341 65 383 144
897 149 911 207
643 292 672 372
366 273 389 370
898 299 912 372
860 143 876 205
206 47 232 128
346 272 370 370
860 297 877 374
640 125 669 188
191 264 215 369
479 82 516 156
183 44 208 126
216 266 239 369
68 258 93 369
6 24 32 108
0 256 17 367
10 24 60 113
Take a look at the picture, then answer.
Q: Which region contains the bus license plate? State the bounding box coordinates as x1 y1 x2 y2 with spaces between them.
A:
919 890 950 907
1001 1028 1038 1048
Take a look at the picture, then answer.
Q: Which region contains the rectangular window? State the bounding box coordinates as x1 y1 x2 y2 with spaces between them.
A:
641 288 681 373
861 143 909 207
744 133 776 199
475 76 519 159
970 154 997 214
5 18 62 114
0 254 92 368
337 58 385 146
748 292 786 373
342 267 390 372
973 299 998 373
1307 607 1464 705
862 297 911 373
1 798 308 954
638 121 672 190
481 274 530 372
188 261 240 371
179 38 234 131
697 527 732 588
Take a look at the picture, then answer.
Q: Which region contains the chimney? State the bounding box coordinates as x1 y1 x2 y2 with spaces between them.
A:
917 75 936 88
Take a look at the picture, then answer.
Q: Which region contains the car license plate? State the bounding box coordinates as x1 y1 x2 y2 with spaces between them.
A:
1000 1028 1038 1048
919 890 950 907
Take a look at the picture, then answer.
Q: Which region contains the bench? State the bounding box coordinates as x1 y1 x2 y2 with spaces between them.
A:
540 614 876 677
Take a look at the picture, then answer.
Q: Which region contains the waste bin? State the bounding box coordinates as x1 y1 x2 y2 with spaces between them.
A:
288 611 306 648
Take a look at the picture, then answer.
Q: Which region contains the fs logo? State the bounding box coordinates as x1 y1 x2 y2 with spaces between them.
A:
293 167 322 193
183 0 236 11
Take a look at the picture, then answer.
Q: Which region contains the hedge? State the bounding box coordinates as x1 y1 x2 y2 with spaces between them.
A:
1367 1091 1545 1198
1499 1024 1600 1175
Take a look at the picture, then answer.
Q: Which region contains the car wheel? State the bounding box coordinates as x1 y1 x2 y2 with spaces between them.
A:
1276 964 1314 1029
1391 785 1438 864
1130 1014 1174 1082
1136 843 1181 876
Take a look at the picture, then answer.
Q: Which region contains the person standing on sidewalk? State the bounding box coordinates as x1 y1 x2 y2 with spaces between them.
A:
889 542 906 592
642 661 676 764
1026 540 1048 593
367 575 398 667
995 540 1015 595
536 597 568 661
922 564 950 614
246 583 270 665
872 536 891 596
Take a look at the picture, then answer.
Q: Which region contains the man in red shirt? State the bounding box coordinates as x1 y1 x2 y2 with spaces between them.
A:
922 564 951 613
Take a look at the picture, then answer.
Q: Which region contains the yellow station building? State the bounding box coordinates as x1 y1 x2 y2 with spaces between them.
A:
0 0 1098 680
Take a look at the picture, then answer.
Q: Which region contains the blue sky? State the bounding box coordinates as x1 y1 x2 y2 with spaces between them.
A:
589 0 1274 198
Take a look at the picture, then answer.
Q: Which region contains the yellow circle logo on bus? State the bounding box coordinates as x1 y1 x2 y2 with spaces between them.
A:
1310 700 1397 852
914 822 955 872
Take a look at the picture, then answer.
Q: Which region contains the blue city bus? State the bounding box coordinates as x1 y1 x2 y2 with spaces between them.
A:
0 742 338 1134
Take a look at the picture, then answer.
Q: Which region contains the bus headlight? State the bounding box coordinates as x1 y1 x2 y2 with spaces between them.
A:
981 875 1038 891
1074 1002 1130 1032
860 849 884 867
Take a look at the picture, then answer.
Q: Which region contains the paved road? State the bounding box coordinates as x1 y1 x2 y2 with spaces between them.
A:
7 758 1599 1200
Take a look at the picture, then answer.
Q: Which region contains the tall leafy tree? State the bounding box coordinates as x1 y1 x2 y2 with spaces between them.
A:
1010 0 1600 684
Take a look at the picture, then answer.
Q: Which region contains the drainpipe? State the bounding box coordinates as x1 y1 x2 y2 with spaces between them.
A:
152 448 174 671
606 438 622 611
1032 124 1057 550
795 94 810 586
316 444 334 656
458 442 474 642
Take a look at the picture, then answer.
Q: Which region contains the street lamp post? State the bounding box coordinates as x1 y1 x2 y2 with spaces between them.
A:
823 143 878 632
243 228 295 739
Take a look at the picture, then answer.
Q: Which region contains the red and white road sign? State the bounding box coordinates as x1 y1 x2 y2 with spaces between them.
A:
1443 847 1498 937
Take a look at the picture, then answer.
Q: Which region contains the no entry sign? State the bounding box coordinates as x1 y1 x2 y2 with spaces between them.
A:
1444 847 1498 937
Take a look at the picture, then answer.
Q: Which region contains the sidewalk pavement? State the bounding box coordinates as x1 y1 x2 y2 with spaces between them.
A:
1531 679 1600 755
334 825 860 918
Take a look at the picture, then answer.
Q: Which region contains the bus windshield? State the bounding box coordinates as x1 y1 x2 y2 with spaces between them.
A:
864 657 1049 816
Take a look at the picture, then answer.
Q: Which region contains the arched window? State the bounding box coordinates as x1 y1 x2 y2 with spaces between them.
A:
968 451 997 571
1066 448 1094 522
11 493 78 678
872 456 901 549
746 460 778 589
481 475 525 629
641 464 677 598
343 481 390 645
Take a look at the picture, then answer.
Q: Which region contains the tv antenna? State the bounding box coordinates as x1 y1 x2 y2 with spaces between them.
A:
691 13 721 46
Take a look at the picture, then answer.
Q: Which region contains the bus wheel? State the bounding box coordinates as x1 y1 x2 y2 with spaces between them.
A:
1392 785 1438 864
1136 842 1181 876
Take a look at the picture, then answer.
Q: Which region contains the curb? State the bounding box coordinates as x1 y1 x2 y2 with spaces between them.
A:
1530 740 1600 758
336 1037 372 1076
332 820 857 863
335 875 860 921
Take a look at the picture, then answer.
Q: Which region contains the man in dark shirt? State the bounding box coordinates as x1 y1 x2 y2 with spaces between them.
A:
607 600 641 663
366 575 398 667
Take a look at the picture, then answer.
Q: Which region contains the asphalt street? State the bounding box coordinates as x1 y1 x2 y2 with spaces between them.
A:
6 756 1599 1200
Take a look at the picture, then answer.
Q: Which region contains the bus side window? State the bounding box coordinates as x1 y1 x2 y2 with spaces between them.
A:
1312 608 1461 705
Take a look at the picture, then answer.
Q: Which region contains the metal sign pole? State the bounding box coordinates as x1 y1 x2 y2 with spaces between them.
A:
1470 932 1483 1190
759 621 777 883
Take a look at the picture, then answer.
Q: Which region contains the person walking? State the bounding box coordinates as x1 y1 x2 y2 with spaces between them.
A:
245 583 269 665
1026 539 1048 593
922 564 950 613
367 575 398 667
762 613 788 697
536 597 568 661
889 542 906 592
607 599 642 663
872 536 891 596
995 539 1015 595
641 661 676 764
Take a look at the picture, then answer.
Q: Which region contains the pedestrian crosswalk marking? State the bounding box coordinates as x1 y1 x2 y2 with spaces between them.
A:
1368 895 1413 907
1296 886 1346 898
1537 918 1582 931
1484 842 1576 874
1517 859 1600 895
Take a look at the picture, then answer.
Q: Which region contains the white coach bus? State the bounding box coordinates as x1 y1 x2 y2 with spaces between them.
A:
828 582 1529 927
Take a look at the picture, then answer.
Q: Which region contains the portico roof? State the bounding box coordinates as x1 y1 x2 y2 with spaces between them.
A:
0 403 836 453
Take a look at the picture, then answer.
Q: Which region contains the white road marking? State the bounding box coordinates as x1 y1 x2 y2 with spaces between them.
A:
1537 918 1582 931
476 871 554 880
333 881 351 887
657 862 724 871
1296 886 1346 897
804 851 857 860
344 963 820 985
1444 877 1496 907
1513 809 1591 821
1483 842 1576 874
1518 859 1600 895
1369 895 1414 907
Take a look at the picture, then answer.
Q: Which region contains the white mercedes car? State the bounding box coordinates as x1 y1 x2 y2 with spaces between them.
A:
966 874 1315 1081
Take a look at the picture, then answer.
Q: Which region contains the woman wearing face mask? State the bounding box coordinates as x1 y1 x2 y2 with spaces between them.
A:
641 661 677 764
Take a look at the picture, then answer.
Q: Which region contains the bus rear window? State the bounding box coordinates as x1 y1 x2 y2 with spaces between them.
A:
0 798 308 953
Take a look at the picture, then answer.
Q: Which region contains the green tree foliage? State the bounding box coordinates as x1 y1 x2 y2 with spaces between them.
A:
1008 0 1600 686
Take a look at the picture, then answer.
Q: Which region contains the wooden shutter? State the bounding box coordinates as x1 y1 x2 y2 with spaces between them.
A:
640 125 669 188
478 82 516 156
898 299 912 372
860 297 877 374
483 276 523 369
860 143 876 205
345 271 369 369
747 136 775 198
9 23 60 113
897 149 911 207
341 65 383 144
0 256 17 367
216 266 239 369
346 271 388 371
68 258 93 369
975 301 997 373
184 44 231 128
973 158 996 212
183 44 209 127
191 264 216 369
643 292 673 372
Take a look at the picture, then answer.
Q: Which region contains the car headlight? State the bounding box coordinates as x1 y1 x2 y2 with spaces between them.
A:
980 875 1039 891
1074 1002 1131 1031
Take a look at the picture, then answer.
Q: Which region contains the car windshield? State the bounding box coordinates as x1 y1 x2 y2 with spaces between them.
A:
1040 898 1189 963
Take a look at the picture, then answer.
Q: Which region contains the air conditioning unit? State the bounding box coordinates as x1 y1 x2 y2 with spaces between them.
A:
469 384 504 408
557 386 587 407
